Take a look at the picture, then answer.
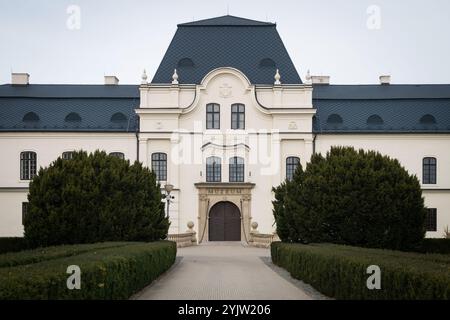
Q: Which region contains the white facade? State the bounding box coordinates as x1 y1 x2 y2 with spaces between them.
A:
0 67 449 239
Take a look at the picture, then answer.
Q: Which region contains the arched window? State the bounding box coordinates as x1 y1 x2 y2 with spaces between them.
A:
178 58 194 68
326 114 343 125
62 151 74 160
22 112 40 122
110 112 128 123
206 157 221 182
423 157 437 184
65 112 82 123
367 114 384 125
206 103 220 129
20 151 37 180
286 156 300 181
109 152 125 160
259 58 276 68
229 157 244 182
231 104 245 129
420 114 437 125
152 153 167 181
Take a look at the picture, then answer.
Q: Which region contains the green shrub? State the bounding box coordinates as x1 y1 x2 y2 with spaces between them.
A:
0 241 176 300
0 242 133 268
417 239 450 254
0 237 28 254
24 150 169 247
271 242 450 300
274 146 426 251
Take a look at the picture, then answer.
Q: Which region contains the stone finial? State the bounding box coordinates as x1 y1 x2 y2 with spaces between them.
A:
305 69 312 84
141 69 148 85
187 221 194 231
172 69 179 85
251 221 259 232
274 69 281 85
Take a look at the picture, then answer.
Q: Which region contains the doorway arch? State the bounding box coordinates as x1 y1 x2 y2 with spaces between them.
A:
208 201 241 241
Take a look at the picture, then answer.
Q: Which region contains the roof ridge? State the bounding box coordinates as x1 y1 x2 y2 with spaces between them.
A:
178 15 275 27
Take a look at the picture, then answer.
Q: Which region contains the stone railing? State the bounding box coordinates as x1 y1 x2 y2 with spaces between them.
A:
168 221 197 248
249 222 280 248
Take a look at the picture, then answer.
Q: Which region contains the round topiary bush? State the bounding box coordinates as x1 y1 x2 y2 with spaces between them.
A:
24 150 169 247
273 146 426 251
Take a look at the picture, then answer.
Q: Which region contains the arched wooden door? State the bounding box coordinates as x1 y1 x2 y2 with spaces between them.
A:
208 201 241 241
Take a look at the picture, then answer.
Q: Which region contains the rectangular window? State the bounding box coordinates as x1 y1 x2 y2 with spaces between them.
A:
229 157 244 182
109 152 125 160
423 157 437 184
286 157 300 181
20 152 37 180
22 202 28 225
62 151 74 160
231 104 245 129
206 157 221 182
425 208 437 232
206 104 220 129
152 153 167 181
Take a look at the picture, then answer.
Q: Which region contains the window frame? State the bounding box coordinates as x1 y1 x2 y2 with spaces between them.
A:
206 156 222 182
62 151 75 160
231 104 245 130
422 157 437 184
109 152 125 160
286 156 300 181
206 103 220 130
229 157 245 182
425 208 437 232
151 152 167 182
20 151 37 181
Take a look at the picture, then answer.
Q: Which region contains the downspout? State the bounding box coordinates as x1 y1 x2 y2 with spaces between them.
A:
136 114 140 162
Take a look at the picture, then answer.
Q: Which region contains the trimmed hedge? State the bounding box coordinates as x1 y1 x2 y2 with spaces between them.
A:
271 242 450 300
0 237 28 254
0 242 133 268
0 241 176 299
418 239 450 254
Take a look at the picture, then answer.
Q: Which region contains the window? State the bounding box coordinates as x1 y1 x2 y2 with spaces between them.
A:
206 157 221 182
229 157 244 182
109 152 125 160
178 58 194 68
286 157 300 181
20 151 37 180
326 114 343 125
65 112 82 123
423 157 437 184
259 58 276 68
62 151 74 160
420 114 437 125
367 114 384 125
152 153 167 181
206 104 220 129
231 104 245 130
22 112 40 123
425 208 437 232
22 202 28 225
110 112 128 123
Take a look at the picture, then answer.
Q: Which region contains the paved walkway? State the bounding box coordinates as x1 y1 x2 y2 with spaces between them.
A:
133 242 327 300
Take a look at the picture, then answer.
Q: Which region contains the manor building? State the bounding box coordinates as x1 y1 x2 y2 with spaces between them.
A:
1 16 449 240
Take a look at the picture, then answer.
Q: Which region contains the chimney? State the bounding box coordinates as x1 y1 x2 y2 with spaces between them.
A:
104 75 119 85
379 75 391 85
311 75 330 85
11 73 30 85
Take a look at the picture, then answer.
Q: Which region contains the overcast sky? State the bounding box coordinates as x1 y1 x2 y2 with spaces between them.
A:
1 0 449 85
